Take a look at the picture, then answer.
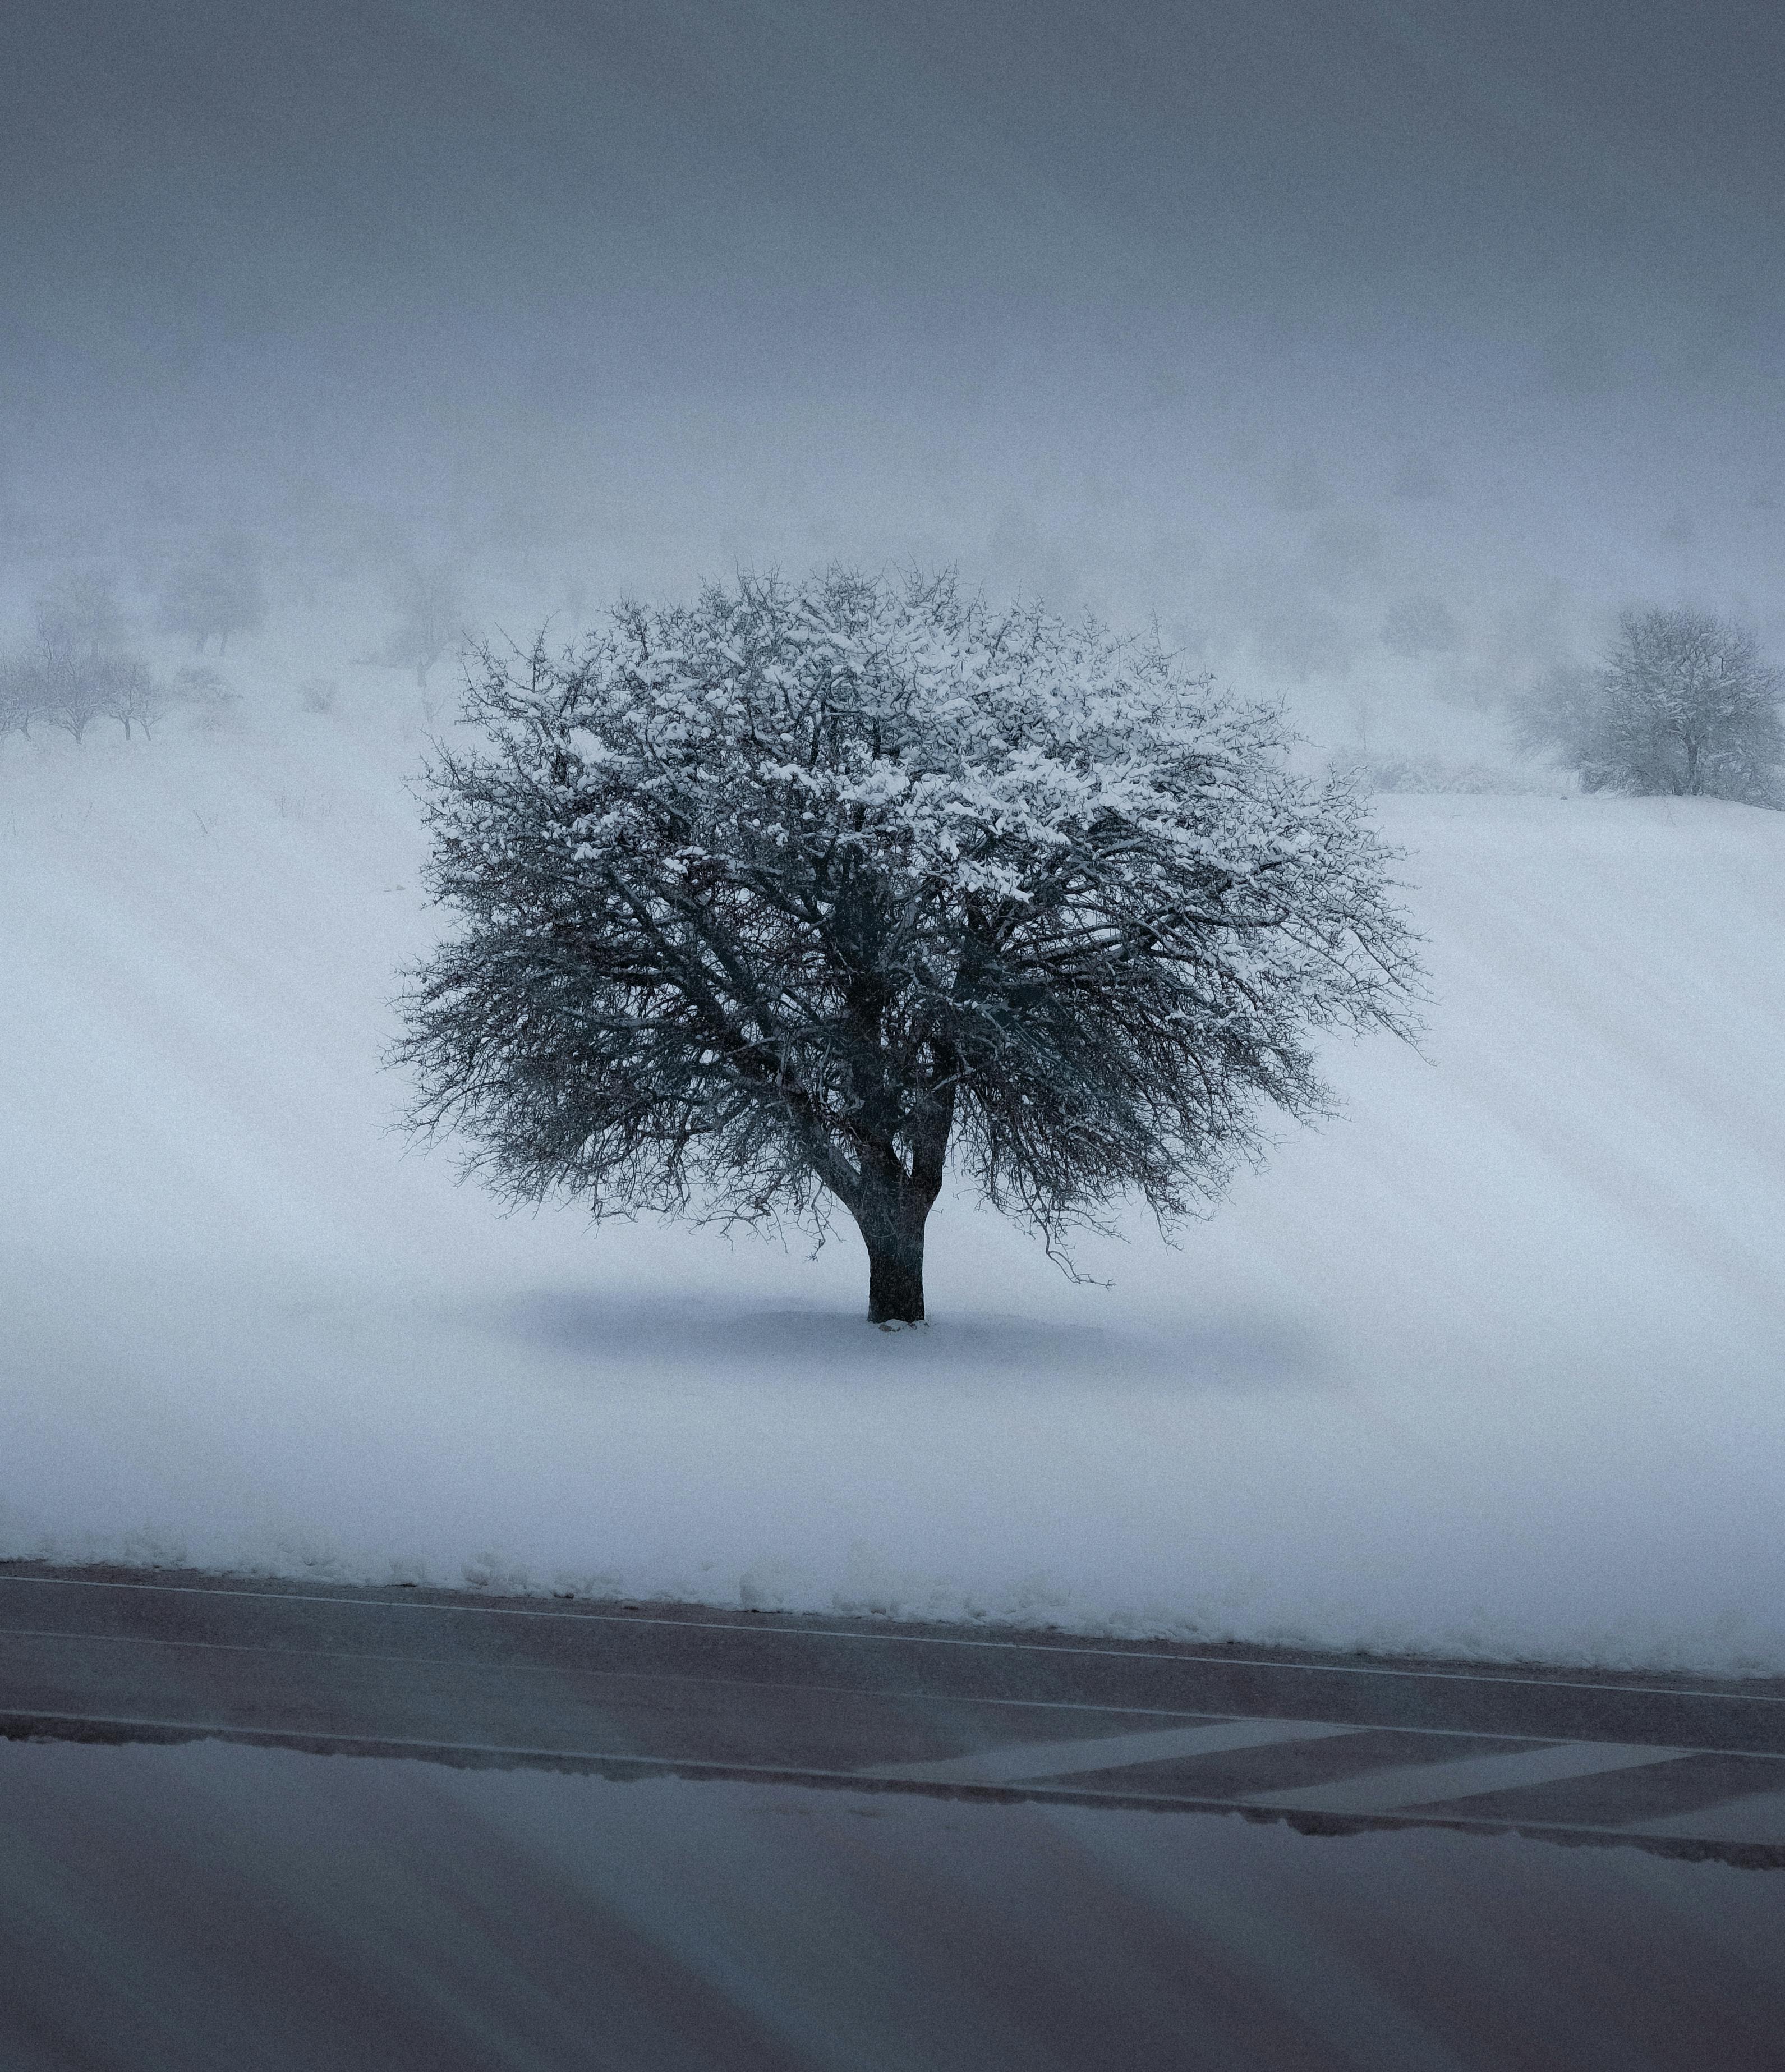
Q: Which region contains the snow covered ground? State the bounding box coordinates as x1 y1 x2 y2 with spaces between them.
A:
4 695 1783 1674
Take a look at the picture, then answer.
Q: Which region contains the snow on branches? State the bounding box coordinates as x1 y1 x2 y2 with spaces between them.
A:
1516 607 1784 803
398 567 1421 1321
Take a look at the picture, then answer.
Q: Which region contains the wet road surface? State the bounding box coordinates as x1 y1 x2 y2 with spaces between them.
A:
5 1564 1785 1858
3 1564 1784 2067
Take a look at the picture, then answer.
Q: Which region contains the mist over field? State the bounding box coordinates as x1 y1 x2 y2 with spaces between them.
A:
6 0 1783 752
3 1 1784 1670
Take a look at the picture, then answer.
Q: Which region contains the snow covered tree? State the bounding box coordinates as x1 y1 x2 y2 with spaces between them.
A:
397 569 1420 1324
1516 608 1783 802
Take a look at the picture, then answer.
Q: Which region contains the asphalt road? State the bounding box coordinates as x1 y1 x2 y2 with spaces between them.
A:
5 1563 1785 1857
4 1563 1785 2069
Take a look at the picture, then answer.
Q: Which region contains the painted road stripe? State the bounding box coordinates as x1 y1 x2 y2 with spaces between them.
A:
857 1716 1356 1785
1626 1789 1785 1843
12 1574 1784 1714
1244 1740 1689 1816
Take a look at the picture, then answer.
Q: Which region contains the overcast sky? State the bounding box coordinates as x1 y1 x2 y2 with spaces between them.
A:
6 0 1783 725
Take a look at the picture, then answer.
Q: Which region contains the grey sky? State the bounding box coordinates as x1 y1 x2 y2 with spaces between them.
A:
5 0 1782 721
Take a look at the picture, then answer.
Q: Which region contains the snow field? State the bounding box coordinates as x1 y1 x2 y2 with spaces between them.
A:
3 701 1783 1671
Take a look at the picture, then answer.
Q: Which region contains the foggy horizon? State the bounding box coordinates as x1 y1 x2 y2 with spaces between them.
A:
6 0 1784 755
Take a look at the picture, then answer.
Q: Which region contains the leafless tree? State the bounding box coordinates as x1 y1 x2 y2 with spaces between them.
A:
37 569 128 657
0 649 44 741
100 656 171 739
36 651 108 742
24 571 134 742
157 535 268 655
358 564 462 691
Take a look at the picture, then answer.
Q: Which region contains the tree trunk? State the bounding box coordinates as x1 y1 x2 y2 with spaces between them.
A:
847 1080 954 1326
854 1161 934 1324
866 1232 927 1325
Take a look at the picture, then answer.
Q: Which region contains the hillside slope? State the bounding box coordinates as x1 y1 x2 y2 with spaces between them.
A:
3 708 1782 1671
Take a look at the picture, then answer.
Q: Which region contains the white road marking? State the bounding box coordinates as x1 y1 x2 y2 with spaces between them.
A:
1244 1740 1689 1816
12 1574 1785 1712
1625 1789 1785 1843
856 1716 1356 1785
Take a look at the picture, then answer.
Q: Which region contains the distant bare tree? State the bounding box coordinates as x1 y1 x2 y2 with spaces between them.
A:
36 650 108 743
37 569 128 658
1515 608 1783 802
100 656 170 739
158 535 268 654
28 571 135 742
0 649 44 740
358 564 462 690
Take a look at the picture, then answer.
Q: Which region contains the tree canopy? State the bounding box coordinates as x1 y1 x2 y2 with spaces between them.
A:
1516 607 1783 802
397 568 1421 1322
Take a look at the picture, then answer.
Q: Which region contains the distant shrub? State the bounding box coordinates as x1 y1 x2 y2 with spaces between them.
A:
177 665 242 731
298 677 339 714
